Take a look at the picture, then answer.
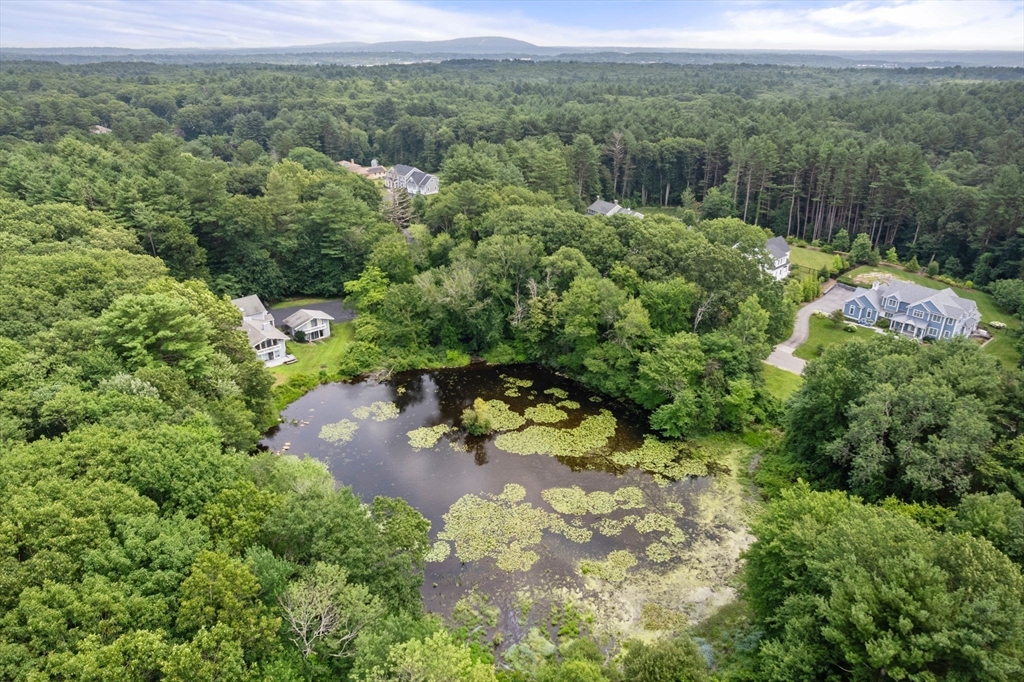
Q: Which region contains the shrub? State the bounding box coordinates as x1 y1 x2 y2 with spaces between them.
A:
927 260 940 277
462 397 493 435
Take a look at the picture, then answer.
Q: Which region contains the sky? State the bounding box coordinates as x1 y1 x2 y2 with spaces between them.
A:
2 0 1023 52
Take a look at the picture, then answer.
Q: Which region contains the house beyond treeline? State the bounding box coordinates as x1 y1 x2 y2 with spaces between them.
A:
384 164 439 195
765 236 791 280
842 280 981 340
231 295 293 367
338 158 386 180
281 309 334 342
585 198 644 219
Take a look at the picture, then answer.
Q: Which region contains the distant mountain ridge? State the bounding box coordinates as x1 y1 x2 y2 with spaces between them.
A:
3 36 1021 68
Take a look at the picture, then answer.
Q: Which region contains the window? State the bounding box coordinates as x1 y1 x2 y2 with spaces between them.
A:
943 331 951 338
930 314 942 322
912 309 924 319
886 298 898 308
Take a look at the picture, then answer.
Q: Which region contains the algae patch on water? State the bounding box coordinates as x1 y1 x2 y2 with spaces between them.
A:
494 410 617 458
524 403 568 424
319 419 358 444
541 485 645 516
543 387 569 400
611 436 708 481
579 550 638 582
408 424 453 449
425 540 452 563
352 401 400 421
556 400 581 410
484 399 526 431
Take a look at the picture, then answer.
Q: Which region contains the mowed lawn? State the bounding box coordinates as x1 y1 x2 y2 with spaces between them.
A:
790 246 836 272
269 297 336 309
846 265 1020 367
794 315 878 361
272 321 355 385
761 363 803 401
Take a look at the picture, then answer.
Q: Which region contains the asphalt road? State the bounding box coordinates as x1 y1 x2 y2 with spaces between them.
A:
765 284 850 375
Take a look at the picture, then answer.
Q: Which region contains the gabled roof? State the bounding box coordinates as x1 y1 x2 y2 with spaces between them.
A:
242 319 287 347
587 199 618 215
408 170 427 186
390 164 415 178
283 309 335 328
766 236 790 260
882 281 978 319
367 166 386 174
231 295 268 318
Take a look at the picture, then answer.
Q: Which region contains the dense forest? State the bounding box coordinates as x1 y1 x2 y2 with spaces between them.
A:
0 59 1023 681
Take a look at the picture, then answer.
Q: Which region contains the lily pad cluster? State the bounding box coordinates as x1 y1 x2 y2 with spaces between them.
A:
556 400 581 410
438 484 550 572
543 387 569 400
500 374 534 388
318 419 358 444
579 550 638 582
352 401 400 421
484 399 526 431
611 436 708 481
493 410 617 458
541 485 645 516
524 403 568 424
425 540 452 563
407 424 453 449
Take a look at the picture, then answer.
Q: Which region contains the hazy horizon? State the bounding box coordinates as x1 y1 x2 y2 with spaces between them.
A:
2 1 1023 52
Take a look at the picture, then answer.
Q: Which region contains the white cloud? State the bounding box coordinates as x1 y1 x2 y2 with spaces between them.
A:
1 0 1021 51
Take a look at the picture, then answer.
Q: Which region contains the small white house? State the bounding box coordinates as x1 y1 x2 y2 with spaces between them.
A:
281 309 335 342
765 236 791 280
384 164 439 195
231 295 293 367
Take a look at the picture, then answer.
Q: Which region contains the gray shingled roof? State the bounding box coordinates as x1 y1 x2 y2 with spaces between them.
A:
766 236 790 260
231 295 268 318
242 319 288 347
282 309 335 329
844 281 978 321
587 199 618 215
390 164 415 178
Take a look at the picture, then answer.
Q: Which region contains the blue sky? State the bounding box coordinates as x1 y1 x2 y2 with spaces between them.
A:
2 1 1022 51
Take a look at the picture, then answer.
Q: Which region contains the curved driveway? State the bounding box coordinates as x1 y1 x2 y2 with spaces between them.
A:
765 284 850 375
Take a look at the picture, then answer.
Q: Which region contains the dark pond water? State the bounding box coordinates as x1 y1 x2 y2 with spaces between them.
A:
262 364 714 631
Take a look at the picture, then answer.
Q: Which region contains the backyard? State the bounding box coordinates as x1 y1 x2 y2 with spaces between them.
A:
272 321 355 386
790 246 836 272
845 265 1020 367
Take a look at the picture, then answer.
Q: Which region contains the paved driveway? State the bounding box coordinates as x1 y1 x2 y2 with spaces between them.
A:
765 284 850 375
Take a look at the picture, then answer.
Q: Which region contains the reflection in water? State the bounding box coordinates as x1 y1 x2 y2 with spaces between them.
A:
262 364 745 644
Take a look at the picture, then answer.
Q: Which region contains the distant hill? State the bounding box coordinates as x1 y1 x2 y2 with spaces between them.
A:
2 36 1021 68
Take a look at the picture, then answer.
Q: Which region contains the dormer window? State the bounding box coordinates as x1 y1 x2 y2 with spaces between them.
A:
912 309 924 319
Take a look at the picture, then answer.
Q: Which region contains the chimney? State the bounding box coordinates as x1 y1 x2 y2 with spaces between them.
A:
614 199 619 205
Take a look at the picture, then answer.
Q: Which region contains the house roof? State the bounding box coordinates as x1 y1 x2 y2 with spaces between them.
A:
367 166 386 174
766 236 790 260
408 169 427 186
282 309 335 328
390 164 415 178
231 295 268 318
242 319 288 347
843 281 979 320
587 199 618 215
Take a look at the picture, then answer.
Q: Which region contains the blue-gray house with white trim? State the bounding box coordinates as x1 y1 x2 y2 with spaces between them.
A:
842 280 980 340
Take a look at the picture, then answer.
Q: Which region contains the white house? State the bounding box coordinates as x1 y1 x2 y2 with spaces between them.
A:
384 164 439 195
586 198 644 219
231 295 293 367
842 280 980 340
281 309 335 342
765 236 791 280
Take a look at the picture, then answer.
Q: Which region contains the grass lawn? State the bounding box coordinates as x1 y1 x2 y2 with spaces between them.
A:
272 321 355 386
794 315 878 361
790 246 836 272
761 363 803 401
269 297 336 310
845 265 1020 366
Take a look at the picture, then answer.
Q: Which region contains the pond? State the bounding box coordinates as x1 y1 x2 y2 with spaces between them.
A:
262 364 753 644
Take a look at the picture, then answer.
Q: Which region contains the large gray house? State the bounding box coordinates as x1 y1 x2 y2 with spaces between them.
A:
586 198 644 219
231 295 293 367
384 164 439 195
842 280 980 340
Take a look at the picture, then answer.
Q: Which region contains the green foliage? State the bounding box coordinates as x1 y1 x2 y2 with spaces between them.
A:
746 485 1024 682
463 397 494 435
621 636 710 682
950 492 1024 563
